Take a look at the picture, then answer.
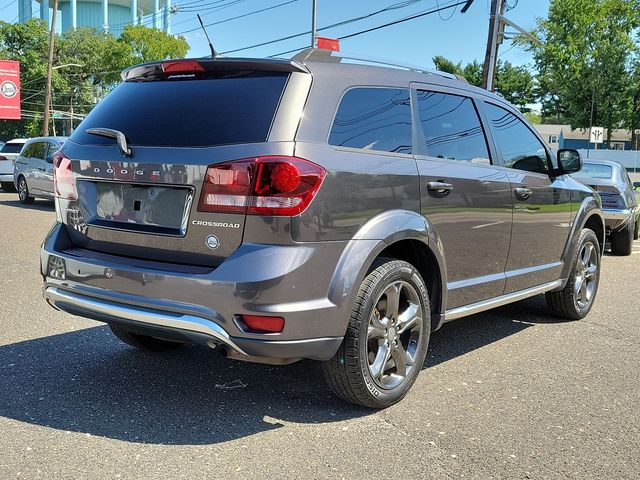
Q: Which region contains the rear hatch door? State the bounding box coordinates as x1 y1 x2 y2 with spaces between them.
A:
59 60 299 267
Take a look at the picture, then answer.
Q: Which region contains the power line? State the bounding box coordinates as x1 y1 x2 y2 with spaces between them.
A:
221 0 430 55
173 0 299 35
267 0 469 58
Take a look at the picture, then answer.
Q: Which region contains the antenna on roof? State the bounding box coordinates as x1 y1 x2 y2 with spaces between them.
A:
197 14 218 58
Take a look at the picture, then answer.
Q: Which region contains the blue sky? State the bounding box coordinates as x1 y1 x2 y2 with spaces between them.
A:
1 0 549 69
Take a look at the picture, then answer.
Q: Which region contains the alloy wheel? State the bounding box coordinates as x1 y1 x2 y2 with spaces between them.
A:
574 241 598 309
367 280 423 390
18 178 27 201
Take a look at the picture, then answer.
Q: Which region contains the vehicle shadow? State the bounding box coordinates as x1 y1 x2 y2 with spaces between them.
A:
0 197 55 212
427 294 561 367
0 295 556 445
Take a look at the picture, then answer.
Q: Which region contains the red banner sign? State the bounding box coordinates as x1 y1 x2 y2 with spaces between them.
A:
0 60 21 120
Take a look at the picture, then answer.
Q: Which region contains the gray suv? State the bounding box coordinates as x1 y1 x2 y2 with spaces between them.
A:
41 49 605 408
14 136 67 204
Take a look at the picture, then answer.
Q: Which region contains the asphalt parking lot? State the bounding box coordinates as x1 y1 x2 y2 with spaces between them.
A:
0 191 638 480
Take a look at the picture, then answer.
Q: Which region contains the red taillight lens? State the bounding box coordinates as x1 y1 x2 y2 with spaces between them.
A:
198 156 325 216
161 60 205 74
52 151 77 200
240 315 285 333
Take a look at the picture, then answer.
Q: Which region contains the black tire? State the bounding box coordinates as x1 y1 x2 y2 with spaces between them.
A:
17 176 34 204
546 228 600 320
633 217 639 241
1 182 16 193
610 221 633 256
109 324 183 351
321 258 431 408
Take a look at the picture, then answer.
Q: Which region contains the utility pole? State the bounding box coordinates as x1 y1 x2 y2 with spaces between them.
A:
482 0 539 91
482 0 503 91
43 0 59 137
311 0 317 47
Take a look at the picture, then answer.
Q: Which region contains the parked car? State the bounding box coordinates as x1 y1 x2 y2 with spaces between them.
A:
13 136 67 204
0 138 28 192
40 49 604 408
572 159 639 255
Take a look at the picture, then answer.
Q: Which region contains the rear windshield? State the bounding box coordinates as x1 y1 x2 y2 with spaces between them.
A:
70 71 289 147
1 142 23 154
573 163 613 179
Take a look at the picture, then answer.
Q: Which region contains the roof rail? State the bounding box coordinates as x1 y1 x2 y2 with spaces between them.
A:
292 48 467 83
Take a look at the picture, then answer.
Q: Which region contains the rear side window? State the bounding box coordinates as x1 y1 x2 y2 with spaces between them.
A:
30 142 46 159
1 143 23 154
573 163 613 180
70 72 289 147
329 87 412 154
415 91 490 165
485 103 549 174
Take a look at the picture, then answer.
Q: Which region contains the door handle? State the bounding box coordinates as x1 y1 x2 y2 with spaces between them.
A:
514 187 533 200
427 181 454 196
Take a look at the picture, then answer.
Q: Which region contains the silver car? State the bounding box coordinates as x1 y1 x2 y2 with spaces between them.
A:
572 159 639 255
13 136 67 204
0 138 28 192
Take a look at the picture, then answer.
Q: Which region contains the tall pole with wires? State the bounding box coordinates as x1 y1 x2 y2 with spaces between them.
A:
482 0 503 91
311 0 317 47
43 0 59 137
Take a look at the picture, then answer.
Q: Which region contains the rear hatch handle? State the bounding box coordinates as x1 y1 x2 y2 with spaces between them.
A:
86 128 132 157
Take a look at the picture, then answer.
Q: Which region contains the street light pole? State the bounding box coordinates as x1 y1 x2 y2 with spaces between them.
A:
43 0 60 137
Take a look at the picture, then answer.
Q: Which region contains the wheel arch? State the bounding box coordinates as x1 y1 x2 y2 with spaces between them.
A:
560 196 605 282
327 210 447 332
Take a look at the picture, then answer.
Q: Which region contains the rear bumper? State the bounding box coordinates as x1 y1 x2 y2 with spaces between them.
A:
603 208 635 232
41 222 349 362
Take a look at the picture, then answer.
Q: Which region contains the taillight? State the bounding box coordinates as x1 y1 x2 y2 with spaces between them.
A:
52 151 77 200
599 192 625 209
198 156 325 216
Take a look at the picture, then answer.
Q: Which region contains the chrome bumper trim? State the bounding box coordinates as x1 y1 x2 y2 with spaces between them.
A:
444 279 563 322
44 286 247 354
602 209 633 221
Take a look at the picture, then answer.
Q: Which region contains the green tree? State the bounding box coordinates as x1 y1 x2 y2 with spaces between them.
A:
0 19 50 139
118 25 189 65
0 22 190 140
432 56 535 110
530 0 640 140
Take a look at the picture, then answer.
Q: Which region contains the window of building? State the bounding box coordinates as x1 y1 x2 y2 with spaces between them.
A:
610 141 625 151
329 87 412 154
415 90 491 165
548 134 559 144
485 103 550 174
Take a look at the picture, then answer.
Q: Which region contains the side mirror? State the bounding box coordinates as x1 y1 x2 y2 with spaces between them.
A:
45 155 54 164
633 182 640 190
557 149 582 174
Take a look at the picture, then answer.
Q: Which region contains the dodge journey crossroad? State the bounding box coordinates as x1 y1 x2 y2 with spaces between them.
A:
41 48 604 408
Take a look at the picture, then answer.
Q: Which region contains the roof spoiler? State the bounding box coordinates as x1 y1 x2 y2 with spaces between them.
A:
121 57 309 81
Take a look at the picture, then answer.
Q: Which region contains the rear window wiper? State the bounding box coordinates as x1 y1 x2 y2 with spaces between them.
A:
85 128 132 157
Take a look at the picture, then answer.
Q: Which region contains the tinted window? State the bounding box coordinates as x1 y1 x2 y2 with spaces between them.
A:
329 87 412 154
485 103 549 173
30 142 46 159
1 142 23 154
71 72 289 147
573 163 613 180
416 91 490 164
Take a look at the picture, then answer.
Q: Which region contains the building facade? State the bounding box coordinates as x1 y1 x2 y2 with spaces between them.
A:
534 124 635 151
18 0 172 37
